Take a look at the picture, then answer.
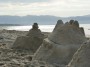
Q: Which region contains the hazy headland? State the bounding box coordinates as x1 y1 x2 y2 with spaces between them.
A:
0 15 90 25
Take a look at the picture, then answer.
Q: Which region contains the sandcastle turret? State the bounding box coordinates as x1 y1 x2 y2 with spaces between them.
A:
53 20 64 31
32 23 39 29
26 23 43 37
69 20 74 25
12 23 44 53
49 20 85 45
72 20 79 27
80 27 85 35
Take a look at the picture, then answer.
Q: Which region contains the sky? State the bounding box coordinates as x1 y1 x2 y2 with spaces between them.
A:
0 0 90 17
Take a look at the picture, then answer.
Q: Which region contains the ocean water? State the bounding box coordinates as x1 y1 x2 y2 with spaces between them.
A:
0 24 90 37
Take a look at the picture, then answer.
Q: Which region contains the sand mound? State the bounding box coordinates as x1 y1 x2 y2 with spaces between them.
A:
33 20 86 66
67 39 90 67
12 23 44 52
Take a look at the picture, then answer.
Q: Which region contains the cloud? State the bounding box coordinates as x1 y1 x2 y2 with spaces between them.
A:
0 0 50 3
0 0 90 17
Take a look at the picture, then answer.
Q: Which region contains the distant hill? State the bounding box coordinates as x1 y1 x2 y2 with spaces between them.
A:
0 15 89 25
0 24 21 26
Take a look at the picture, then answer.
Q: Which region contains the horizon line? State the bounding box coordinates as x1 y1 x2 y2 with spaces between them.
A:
0 14 89 17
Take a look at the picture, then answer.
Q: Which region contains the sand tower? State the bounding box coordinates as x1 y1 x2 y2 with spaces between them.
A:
33 20 86 65
12 23 44 52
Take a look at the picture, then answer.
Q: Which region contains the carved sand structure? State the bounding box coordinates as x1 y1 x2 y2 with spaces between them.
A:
67 39 90 67
12 23 44 52
33 20 86 66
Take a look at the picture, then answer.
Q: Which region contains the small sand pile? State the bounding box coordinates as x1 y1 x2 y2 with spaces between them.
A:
33 20 86 66
12 23 44 52
67 39 90 67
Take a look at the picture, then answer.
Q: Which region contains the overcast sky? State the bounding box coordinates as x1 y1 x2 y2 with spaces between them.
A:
0 0 90 17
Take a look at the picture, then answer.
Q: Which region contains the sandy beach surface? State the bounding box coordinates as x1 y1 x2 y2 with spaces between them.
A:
0 29 89 67
0 30 55 67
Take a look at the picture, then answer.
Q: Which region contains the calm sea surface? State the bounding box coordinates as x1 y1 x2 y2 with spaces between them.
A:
0 24 90 37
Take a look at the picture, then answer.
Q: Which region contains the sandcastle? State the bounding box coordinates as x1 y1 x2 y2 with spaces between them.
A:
67 39 90 67
33 20 86 66
12 23 44 52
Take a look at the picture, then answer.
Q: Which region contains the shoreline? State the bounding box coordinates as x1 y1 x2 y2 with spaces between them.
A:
1 29 90 38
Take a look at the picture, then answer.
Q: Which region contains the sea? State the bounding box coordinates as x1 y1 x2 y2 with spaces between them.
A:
0 24 90 37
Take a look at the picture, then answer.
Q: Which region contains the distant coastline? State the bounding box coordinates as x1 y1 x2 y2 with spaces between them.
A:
0 15 89 25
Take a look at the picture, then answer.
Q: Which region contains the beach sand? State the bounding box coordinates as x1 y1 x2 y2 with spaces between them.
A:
0 29 89 67
0 30 55 67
